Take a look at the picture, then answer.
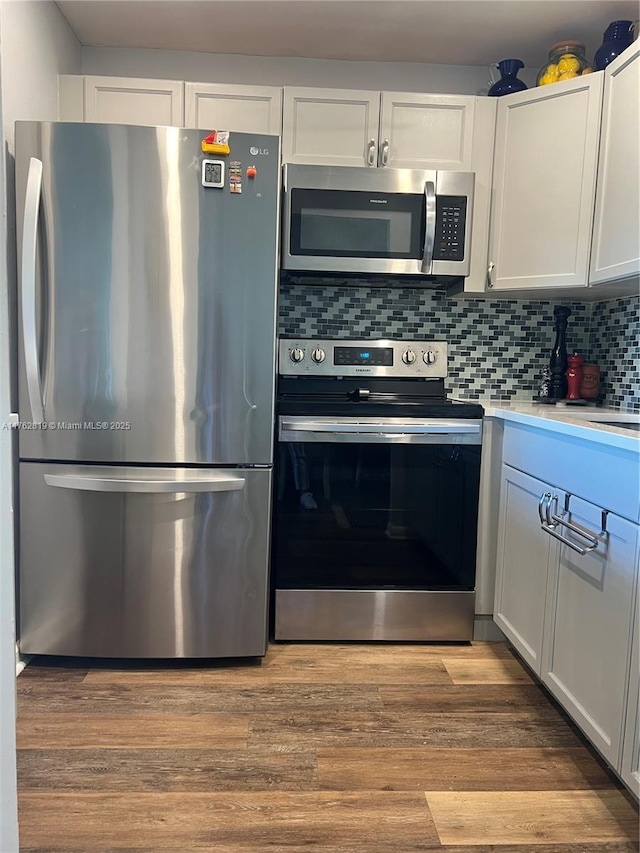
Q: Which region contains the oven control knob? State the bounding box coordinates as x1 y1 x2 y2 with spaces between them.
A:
402 349 416 365
311 347 326 364
290 347 305 363
423 350 438 365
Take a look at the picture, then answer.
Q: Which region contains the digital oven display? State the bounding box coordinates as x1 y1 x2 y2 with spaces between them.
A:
334 347 393 367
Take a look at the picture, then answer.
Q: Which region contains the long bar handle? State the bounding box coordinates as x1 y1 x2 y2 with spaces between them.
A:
538 492 600 556
44 474 246 493
22 158 45 424
421 180 436 274
280 418 481 434
540 521 599 556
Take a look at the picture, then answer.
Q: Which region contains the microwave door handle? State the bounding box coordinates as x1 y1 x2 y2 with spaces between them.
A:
421 180 436 274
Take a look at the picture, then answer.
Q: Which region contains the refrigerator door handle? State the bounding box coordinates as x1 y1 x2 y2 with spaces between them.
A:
43 473 246 493
22 157 45 425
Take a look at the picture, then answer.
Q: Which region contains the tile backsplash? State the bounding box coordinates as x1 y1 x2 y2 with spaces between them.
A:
589 295 640 411
278 279 639 409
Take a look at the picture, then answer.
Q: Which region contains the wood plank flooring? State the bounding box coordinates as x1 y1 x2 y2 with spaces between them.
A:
17 642 639 852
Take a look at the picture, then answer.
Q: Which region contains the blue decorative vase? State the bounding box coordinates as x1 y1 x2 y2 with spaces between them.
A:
594 20 634 71
488 59 528 97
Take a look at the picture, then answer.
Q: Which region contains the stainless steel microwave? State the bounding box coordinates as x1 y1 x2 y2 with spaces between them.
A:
282 164 474 279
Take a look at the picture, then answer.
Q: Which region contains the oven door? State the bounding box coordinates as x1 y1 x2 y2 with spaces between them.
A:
273 417 482 640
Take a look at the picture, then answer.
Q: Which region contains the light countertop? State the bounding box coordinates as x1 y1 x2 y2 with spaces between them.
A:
475 400 640 454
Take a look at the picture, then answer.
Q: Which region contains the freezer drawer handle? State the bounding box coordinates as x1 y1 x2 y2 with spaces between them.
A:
43 474 246 493
21 157 45 424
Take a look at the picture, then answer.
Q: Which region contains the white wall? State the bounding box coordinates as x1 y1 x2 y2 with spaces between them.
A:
0 5 80 848
81 45 518 95
0 7 18 847
1 0 81 153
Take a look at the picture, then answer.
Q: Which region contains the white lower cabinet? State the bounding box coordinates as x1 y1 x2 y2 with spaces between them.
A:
621 606 640 798
494 466 553 675
540 493 638 768
494 441 640 793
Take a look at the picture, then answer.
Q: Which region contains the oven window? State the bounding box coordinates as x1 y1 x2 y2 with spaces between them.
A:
273 441 480 591
290 188 424 258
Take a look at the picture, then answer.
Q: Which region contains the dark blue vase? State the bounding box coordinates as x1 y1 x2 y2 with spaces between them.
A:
488 59 528 96
594 20 634 71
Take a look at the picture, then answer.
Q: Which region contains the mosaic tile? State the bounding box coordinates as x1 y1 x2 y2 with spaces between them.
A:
278 278 594 402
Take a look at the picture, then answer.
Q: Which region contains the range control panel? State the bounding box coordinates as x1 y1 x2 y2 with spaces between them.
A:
279 338 448 378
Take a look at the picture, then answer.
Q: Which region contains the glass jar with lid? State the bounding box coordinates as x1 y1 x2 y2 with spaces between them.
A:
537 40 593 86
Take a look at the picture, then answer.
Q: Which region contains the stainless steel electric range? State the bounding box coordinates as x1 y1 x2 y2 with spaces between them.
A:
272 338 483 642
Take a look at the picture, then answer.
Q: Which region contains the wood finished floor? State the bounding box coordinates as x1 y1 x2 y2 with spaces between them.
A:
16 642 639 852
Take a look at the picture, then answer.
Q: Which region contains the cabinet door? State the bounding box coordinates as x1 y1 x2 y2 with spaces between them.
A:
621 590 640 798
541 495 639 767
590 43 640 285
84 76 184 126
494 465 554 675
282 87 380 166
185 83 282 135
488 74 604 291
379 92 475 170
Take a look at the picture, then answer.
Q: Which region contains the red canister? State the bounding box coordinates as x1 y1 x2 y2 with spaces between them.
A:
566 353 584 399
580 364 601 399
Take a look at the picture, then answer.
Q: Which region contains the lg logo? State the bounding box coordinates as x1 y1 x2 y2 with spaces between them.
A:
250 146 269 156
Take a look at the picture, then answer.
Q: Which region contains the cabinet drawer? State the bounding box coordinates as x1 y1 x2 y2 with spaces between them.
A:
503 422 640 522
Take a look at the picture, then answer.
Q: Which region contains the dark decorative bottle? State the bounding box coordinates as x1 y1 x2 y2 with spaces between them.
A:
549 306 571 399
488 59 528 97
594 21 634 71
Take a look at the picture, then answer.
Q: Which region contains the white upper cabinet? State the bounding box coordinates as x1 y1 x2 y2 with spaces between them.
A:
282 87 380 167
488 74 604 292
590 42 640 286
185 83 282 135
79 76 184 126
379 93 475 170
282 87 477 171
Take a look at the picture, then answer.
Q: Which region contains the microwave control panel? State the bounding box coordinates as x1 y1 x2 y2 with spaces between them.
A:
433 196 466 262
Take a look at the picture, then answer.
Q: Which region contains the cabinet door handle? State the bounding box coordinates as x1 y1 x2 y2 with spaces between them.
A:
380 139 390 166
538 491 551 524
367 139 376 166
538 493 601 555
487 261 495 289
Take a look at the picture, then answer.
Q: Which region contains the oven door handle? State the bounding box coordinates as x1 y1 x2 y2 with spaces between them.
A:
279 418 482 445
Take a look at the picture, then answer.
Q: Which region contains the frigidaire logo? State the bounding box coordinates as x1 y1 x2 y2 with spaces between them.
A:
369 199 387 204
250 147 269 156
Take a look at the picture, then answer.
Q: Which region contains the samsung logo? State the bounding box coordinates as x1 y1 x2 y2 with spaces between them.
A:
369 199 387 204
355 368 372 373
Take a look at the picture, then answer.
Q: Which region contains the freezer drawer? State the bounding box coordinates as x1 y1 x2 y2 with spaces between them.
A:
19 463 272 658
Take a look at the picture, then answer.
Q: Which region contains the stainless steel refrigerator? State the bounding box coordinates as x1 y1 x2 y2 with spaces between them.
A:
15 122 280 658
